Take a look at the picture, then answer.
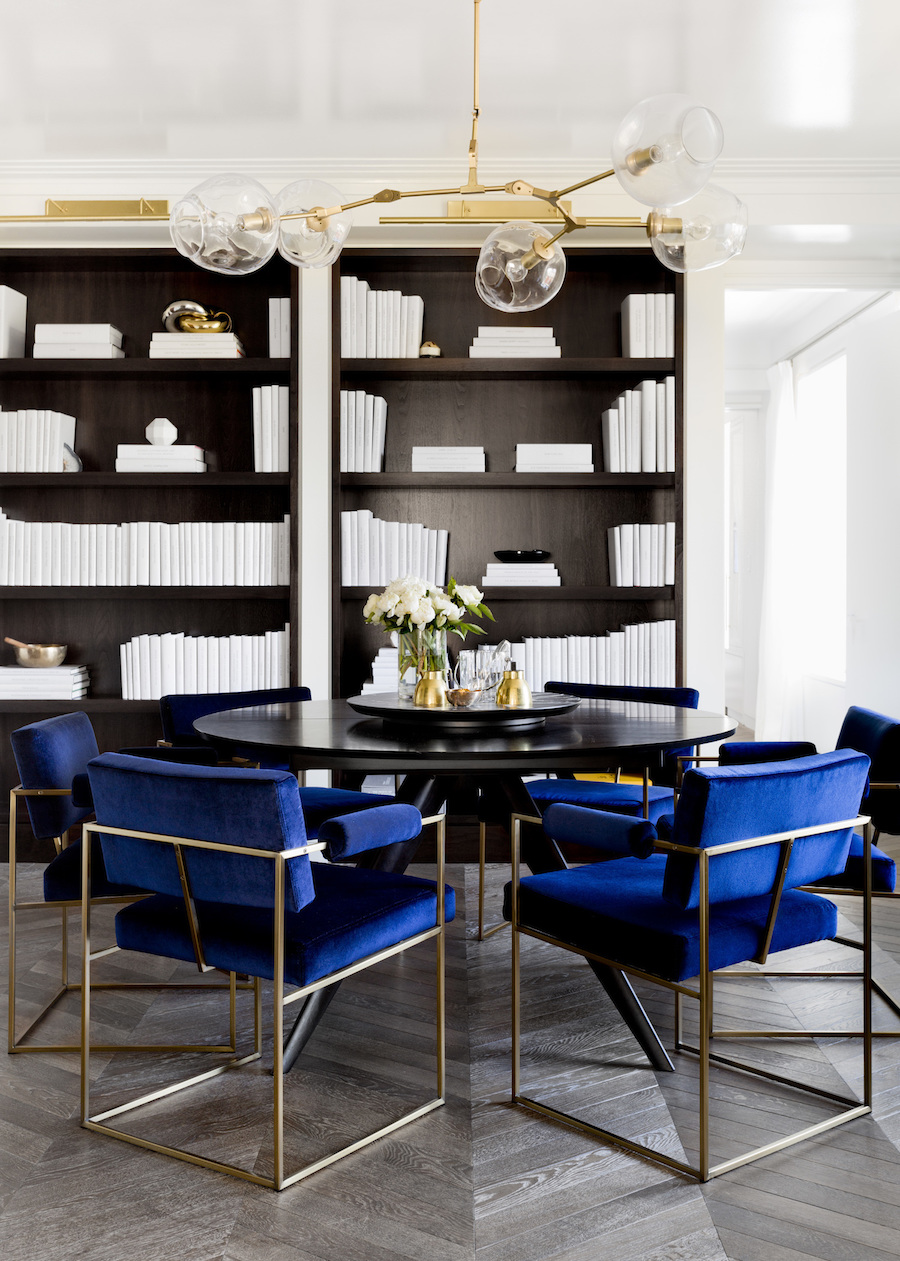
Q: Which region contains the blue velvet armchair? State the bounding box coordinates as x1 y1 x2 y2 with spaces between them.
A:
81 753 453 1190
506 749 873 1181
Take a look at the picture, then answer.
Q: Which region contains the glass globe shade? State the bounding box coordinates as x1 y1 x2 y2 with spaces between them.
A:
276 179 352 268
648 185 748 273
169 173 279 275
474 222 566 312
612 94 724 208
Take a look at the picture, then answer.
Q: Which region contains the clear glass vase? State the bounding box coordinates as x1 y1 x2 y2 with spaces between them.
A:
398 627 448 701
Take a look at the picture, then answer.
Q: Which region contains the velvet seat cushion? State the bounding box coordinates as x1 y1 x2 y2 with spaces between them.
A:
114 861 456 988
504 855 837 983
526 777 674 824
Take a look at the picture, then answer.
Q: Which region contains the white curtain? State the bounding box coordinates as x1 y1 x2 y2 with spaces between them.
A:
754 360 804 739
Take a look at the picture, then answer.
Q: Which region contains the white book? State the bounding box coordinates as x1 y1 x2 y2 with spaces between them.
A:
150 332 242 344
384 519 400 581
222 520 236 585
656 382 667 472
363 392 375 473
639 524 652 587
619 523 634 587
0 286 27 358
516 464 593 473
601 408 619 473
390 291 402 358
115 460 207 473
339 390 349 473
260 386 273 473
35 323 123 347
481 574 561 586
280 297 291 358
33 343 124 359
366 290 377 358
251 386 262 473
470 337 557 348
640 379 657 473
468 346 561 358
628 389 641 473
665 521 676 586
399 296 409 364
8 411 19 472
435 527 449 585
375 291 387 359
665 376 676 472
355 279 369 358
148 346 242 358
340 277 355 357
650 523 661 587
22 408 38 472
621 294 646 358
653 294 667 360
516 443 592 462
666 293 675 357
184 635 199 692
354 390 367 472
0 412 8 472
373 395 387 473
644 295 656 357
405 295 424 358
345 390 356 474
277 385 289 473
358 509 374 586
608 526 621 586
117 444 204 460
269 296 282 357
477 326 555 338
370 514 381 584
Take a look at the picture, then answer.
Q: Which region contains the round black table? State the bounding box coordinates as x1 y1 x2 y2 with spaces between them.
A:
194 695 736 1073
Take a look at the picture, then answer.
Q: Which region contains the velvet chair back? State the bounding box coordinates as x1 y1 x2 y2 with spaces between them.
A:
10 711 99 840
86 753 315 913
159 686 312 744
836 706 900 835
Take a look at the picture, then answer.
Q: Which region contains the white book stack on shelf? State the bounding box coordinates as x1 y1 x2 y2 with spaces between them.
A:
33 323 124 359
0 664 90 699
481 562 561 587
361 645 400 695
340 277 424 358
411 446 485 472
339 390 388 472
600 377 675 473
607 522 676 587
267 298 291 357
468 326 561 358
0 285 27 358
149 333 245 358
115 444 207 474
516 443 593 473
340 508 448 587
252 385 290 472
520 620 676 691
119 624 289 700
0 408 76 471
620 293 675 358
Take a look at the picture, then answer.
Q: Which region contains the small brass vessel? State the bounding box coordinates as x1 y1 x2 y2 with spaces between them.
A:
413 670 448 708
496 670 533 708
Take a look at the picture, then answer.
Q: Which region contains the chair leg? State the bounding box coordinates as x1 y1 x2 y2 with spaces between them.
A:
477 822 509 941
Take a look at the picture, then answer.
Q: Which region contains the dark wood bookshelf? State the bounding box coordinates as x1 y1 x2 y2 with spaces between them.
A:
0 359 291 380
341 472 675 488
341 586 675 602
0 473 289 488
340 357 675 378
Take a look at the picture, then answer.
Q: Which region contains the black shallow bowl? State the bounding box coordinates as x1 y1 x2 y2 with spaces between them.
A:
494 549 552 564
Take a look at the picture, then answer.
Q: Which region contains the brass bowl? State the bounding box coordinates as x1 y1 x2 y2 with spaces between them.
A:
11 643 67 667
447 688 482 708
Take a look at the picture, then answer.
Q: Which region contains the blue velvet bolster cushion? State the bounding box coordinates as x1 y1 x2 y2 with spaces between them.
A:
527 777 674 824
159 686 312 742
87 753 315 913
541 804 657 860
298 786 395 839
114 862 455 987
838 706 900 836
504 855 837 982
664 750 871 910
318 804 422 860
10 711 99 840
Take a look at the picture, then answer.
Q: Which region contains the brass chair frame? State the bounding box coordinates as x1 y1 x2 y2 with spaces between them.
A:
509 811 873 1182
80 814 447 1191
8 784 245 1056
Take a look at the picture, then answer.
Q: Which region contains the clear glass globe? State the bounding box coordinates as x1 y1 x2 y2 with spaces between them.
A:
169 173 279 275
474 222 567 312
612 94 724 208
276 179 352 268
648 185 748 273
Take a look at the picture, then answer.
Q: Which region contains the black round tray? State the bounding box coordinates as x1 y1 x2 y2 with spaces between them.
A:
346 691 581 731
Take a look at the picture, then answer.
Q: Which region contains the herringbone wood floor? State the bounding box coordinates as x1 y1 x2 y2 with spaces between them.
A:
4 849 900 1261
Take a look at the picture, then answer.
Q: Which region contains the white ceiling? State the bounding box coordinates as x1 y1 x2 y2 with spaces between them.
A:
1 0 898 167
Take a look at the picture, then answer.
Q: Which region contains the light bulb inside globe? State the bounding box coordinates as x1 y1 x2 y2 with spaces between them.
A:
169 173 279 275
646 185 748 273
613 94 724 208
475 221 567 313
275 179 352 268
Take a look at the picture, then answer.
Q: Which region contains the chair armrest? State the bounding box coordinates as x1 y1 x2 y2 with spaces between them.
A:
541 804 657 860
718 741 817 765
319 803 423 861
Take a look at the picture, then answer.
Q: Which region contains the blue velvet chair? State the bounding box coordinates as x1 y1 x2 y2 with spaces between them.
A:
476 682 700 939
7 712 231 1056
505 750 873 1181
80 753 453 1191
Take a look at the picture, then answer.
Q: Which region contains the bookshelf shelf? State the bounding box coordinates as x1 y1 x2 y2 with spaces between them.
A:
341 472 675 489
0 472 290 488
0 359 291 381
340 357 675 379
341 585 675 602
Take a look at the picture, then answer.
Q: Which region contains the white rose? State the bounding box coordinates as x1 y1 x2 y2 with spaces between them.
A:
442 604 464 622
409 599 437 626
453 584 483 608
363 594 380 619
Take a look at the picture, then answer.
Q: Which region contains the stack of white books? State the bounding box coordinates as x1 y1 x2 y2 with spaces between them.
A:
33 323 123 359
0 408 76 471
601 377 675 473
340 390 388 472
340 277 424 358
621 294 675 357
361 645 400 695
0 664 89 699
468 327 561 358
115 444 207 474
149 333 245 358
411 446 485 472
607 522 676 587
516 443 593 473
267 298 291 357
481 562 561 587
119 625 289 700
521 621 677 691
252 385 289 472
340 508 448 587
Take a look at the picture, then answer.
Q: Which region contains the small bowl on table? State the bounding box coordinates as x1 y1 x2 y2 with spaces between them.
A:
447 687 482 709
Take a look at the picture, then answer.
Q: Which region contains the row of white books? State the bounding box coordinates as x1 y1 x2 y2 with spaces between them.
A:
621 294 675 358
251 385 290 472
339 390 387 472
608 523 676 587
340 277 425 358
412 446 485 472
468 327 561 359
0 665 90 699
0 285 27 357
516 443 593 473
33 322 124 359
267 298 291 358
481 562 561 587
519 621 677 691
0 510 291 586
116 443 207 474
0 408 76 471
601 377 676 473
149 333 245 359
341 509 448 587
119 626 290 700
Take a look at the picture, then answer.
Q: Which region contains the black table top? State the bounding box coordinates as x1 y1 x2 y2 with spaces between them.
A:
194 695 737 775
